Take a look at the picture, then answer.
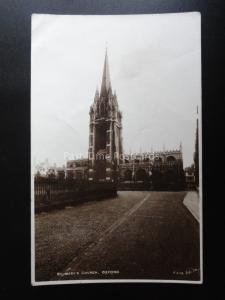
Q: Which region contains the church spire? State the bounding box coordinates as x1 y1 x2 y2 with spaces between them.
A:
100 48 112 97
94 86 99 102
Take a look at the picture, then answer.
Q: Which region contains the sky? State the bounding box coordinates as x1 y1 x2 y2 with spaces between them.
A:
31 12 201 168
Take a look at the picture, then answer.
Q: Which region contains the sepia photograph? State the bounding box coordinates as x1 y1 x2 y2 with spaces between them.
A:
31 12 202 285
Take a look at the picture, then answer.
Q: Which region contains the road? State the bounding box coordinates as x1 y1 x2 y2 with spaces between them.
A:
35 191 200 282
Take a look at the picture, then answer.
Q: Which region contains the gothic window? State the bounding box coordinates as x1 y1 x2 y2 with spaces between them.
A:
154 157 162 163
89 135 93 146
166 156 176 165
136 169 148 181
107 131 110 144
106 145 110 155
167 156 176 162
124 169 132 181
100 102 105 115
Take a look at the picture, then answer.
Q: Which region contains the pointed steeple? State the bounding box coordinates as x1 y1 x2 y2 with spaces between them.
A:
94 86 99 102
100 48 112 97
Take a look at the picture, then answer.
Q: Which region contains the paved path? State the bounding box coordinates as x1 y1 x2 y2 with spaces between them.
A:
183 191 200 222
35 191 200 282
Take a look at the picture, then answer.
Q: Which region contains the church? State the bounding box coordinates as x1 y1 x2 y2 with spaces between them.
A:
88 49 123 182
66 50 185 190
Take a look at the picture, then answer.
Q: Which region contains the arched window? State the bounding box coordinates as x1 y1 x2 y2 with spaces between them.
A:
166 156 176 162
154 157 162 166
154 157 162 163
124 169 132 181
151 170 163 189
136 169 147 182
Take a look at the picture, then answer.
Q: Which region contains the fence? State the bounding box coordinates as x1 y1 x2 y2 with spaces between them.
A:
34 177 117 212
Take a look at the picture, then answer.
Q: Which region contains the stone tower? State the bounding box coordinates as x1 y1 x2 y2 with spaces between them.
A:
88 50 123 182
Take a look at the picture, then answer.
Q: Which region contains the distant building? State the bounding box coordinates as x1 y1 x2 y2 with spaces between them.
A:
47 168 56 179
35 162 66 180
66 159 88 180
56 167 66 180
120 149 185 190
34 159 50 177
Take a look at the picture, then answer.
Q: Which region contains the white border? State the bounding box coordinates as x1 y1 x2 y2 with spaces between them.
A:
31 12 203 286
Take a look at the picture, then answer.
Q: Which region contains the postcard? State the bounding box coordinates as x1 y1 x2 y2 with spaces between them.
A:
31 12 202 285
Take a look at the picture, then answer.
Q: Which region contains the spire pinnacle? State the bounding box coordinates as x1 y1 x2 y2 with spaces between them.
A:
94 87 99 103
95 86 99 95
100 48 112 97
179 141 183 153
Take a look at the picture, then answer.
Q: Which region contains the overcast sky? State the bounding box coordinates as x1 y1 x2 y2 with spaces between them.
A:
31 12 201 168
